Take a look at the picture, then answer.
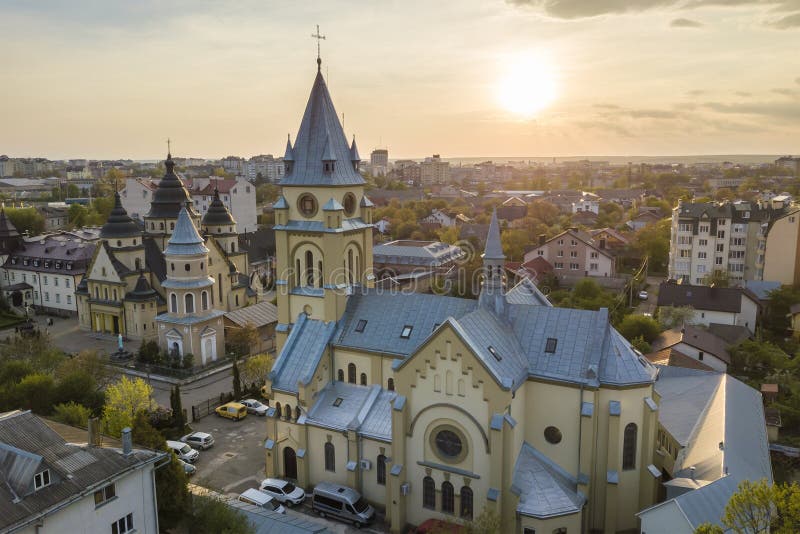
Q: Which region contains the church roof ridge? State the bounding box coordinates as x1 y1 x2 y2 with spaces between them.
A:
147 153 198 219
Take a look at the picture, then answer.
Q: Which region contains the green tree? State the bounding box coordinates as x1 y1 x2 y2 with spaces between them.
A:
138 340 161 364
52 401 92 427
729 340 792 380
597 202 624 228
702 269 730 288
66 183 81 197
617 315 662 344
630 336 652 354
762 285 800 340
240 353 274 387
15 373 55 414
2 333 65 373
658 305 695 329
103 376 154 437
68 203 89 227
631 219 670 273
5 207 45 236
170 385 185 429
500 229 528 261
232 359 242 399
226 322 259 357
187 495 253 534
55 370 104 413
697 479 800 533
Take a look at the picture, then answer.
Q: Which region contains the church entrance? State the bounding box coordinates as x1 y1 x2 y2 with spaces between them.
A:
283 447 297 480
112 316 119 334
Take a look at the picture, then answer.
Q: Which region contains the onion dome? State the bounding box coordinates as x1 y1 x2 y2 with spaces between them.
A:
164 206 208 256
201 185 236 227
101 192 142 239
147 153 197 219
126 272 158 302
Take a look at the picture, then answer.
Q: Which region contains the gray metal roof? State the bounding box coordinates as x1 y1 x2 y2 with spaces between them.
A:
270 313 336 393
279 68 365 187
743 279 781 301
164 207 208 256
505 279 552 307
224 301 278 328
231 500 331 533
657 282 757 313
273 218 373 234
0 411 164 532
483 209 505 260
305 382 396 442
511 442 585 519
373 240 466 267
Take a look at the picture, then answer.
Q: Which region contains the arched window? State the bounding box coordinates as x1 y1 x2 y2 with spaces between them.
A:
305 250 314 286
274 403 282 418
201 291 208 310
104 288 108 300
623 423 638 470
231 242 236 253
324 442 335 472
317 260 323 288
360 373 367 386
295 259 301 286
387 378 395 391
347 363 356 384
337 369 344 382
460 486 473 519
135 258 141 270
423 476 435 509
94 287 99 299
295 405 301 421
445 370 453 395
170 293 177 312
377 454 387 486
113 289 117 300
348 249 354 284
185 293 194 314
441 481 454 514
235 294 239 306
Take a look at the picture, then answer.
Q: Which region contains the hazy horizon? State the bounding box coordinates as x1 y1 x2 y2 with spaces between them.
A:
1 1 799 160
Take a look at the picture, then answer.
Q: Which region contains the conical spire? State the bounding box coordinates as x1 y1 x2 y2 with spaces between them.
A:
284 134 294 161
147 152 197 219
483 209 505 261
202 184 236 227
126 271 158 301
0 207 20 238
350 136 360 163
280 67 365 186
164 206 208 256
101 192 142 239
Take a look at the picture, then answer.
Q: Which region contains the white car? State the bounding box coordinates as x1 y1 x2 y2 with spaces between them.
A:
259 478 306 506
239 488 286 514
638 290 649 300
180 431 215 450
240 398 268 416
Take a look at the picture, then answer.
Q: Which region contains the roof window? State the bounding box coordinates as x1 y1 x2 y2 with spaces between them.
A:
34 469 51 490
355 319 367 333
400 325 413 339
333 397 343 407
487 346 502 362
545 338 558 353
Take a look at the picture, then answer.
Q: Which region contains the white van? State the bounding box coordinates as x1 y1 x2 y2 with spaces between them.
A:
238 488 285 514
311 482 375 528
166 440 199 463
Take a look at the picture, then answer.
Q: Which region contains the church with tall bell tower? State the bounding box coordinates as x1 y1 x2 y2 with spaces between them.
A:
264 51 662 534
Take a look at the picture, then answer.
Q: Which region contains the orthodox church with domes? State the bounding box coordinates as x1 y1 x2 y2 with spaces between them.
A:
262 58 668 533
76 158 258 364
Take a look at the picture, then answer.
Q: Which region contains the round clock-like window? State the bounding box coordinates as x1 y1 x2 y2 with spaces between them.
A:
430 425 468 464
343 193 357 216
544 426 563 444
297 194 318 217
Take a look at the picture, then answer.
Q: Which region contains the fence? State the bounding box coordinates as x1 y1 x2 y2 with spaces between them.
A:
191 393 230 421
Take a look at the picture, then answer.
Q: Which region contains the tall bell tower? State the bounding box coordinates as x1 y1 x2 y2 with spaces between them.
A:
274 57 375 350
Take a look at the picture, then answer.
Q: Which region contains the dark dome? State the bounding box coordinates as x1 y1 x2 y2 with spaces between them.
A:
125 272 158 302
202 186 236 227
100 192 142 239
146 154 197 219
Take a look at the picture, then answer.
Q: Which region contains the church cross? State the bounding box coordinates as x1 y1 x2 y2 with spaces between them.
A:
166 138 171 157
311 24 326 68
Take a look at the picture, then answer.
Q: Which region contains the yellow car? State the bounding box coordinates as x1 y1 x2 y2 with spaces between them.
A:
215 402 247 421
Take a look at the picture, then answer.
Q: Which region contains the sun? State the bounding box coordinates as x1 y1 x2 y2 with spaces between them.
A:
496 54 557 118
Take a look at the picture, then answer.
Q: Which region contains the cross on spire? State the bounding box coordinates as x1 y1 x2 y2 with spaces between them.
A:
311 24 325 70
166 138 172 158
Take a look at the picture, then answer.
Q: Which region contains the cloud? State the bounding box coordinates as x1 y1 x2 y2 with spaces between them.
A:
704 100 800 121
627 109 685 119
671 17 704 26
735 91 752 97
687 89 706 96
772 87 800 97
796 77 800 84
766 12 800 28
592 103 621 109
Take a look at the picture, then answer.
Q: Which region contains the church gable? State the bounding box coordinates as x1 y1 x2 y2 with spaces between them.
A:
87 245 122 283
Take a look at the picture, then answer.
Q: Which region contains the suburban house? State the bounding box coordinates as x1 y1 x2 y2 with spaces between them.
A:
524 229 615 278
0 411 167 534
656 282 760 334
571 192 600 214
496 196 528 222
505 256 554 286
420 209 456 228
637 367 772 533
589 228 629 253
646 325 731 372
626 209 663 231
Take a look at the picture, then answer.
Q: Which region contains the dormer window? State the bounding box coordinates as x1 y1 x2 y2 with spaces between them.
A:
324 162 334 173
545 338 558 353
285 161 293 173
355 319 367 333
34 469 51 490
488 346 502 361
400 325 413 339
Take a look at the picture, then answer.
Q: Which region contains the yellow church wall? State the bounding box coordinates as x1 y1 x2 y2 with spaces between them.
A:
332 348 375 386
281 185 366 225
306 425 351 488
359 438 392 507
523 380 583 477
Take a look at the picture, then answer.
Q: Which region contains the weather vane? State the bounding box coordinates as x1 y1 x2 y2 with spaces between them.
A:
311 24 325 69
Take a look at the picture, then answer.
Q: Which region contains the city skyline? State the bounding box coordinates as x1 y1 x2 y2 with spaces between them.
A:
2 0 799 160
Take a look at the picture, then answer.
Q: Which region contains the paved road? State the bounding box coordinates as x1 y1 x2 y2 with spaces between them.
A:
187 414 388 533
635 275 664 316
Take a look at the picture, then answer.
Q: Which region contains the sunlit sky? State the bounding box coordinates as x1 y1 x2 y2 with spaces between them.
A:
1 0 799 160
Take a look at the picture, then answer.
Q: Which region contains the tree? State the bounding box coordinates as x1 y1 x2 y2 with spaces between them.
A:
762 285 800 340
658 305 695 329
15 373 55 414
729 340 793 380
170 385 185 429
702 269 730 288
187 495 253 534
232 359 242 399
138 340 161 364
630 336 652 354
463 507 501 534
500 229 528 261
631 219 670 273
226 322 260 357
694 479 800 534
52 402 91 427
240 353 274 387
103 376 154 437
68 203 89 227
5 207 45 236
617 315 662 344
55 370 104 414
1 333 65 374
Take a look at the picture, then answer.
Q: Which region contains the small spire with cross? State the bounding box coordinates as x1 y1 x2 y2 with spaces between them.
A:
311 24 325 70
166 138 172 158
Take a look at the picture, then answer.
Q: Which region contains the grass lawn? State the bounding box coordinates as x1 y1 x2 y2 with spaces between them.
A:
0 313 25 329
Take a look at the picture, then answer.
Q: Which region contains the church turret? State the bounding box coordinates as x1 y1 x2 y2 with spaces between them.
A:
479 209 506 316
202 184 238 255
0 207 22 262
350 136 361 171
145 153 199 249
283 135 295 175
101 191 145 271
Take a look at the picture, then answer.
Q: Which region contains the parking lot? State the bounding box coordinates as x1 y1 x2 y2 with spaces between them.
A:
186 411 388 533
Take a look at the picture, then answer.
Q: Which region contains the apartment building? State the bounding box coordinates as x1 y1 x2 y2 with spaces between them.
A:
668 198 792 284
420 154 450 186
370 149 389 177
763 206 800 285
246 154 285 183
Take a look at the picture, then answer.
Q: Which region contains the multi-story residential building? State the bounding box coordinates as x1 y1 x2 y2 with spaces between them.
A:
246 154 285 183
0 410 166 534
1 229 96 315
0 155 16 177
65 165 92 180
762 205 800 285
370 149 389 177
668 198 792 284
420 154 450 186
524 228 616 277
221 155 246 175
121 176 258 233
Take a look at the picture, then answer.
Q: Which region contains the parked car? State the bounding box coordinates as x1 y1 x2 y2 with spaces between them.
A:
177 458 196 476
638 290 649 300
238 488 286 514
180 431 215 450
240 398 268 416
166 440 199 463
215 402 247 421
259 478 306 506
311 482 374 528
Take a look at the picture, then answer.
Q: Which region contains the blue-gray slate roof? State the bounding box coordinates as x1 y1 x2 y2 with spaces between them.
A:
483 209 505 260
280 68 365 187
270 313 336 393
164 207 208 256
305 382 396 442
511 442 586 519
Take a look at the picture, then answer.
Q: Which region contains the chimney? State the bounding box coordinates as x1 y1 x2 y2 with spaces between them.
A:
689 466 696 481
538 234 546 246
88 417 101 447
121 427 133 456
